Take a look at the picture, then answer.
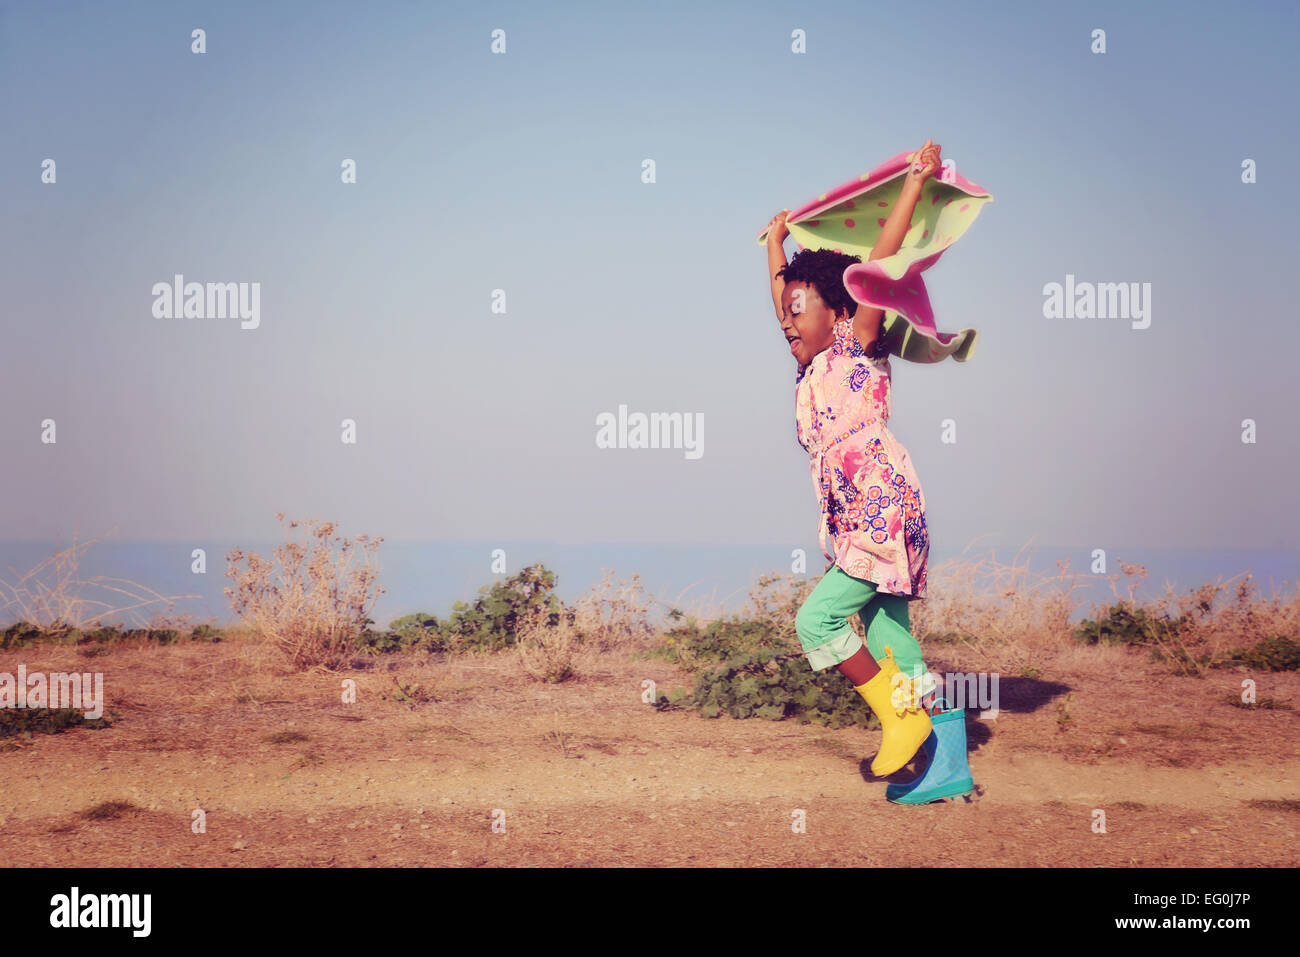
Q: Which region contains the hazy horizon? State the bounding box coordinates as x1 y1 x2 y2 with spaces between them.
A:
3 1 1297 603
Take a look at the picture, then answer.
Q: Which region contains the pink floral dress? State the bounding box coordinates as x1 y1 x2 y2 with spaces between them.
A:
795 317 929 598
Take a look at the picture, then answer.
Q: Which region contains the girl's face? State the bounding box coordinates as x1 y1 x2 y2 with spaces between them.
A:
780 281 840 365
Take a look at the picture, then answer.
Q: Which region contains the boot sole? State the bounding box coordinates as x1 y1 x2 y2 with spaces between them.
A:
886 776 975 805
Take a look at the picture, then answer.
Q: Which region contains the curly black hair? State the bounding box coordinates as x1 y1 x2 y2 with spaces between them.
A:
775 248 890 358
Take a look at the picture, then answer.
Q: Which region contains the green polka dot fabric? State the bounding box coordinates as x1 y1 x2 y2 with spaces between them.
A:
759 150 993 363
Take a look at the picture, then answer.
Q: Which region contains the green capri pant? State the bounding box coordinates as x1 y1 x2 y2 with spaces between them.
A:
795 564 928 681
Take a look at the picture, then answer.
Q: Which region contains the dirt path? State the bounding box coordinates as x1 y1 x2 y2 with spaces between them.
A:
2 639 1297 866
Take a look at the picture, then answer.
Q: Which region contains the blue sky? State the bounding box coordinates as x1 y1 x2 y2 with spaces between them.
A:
2 0 1297 564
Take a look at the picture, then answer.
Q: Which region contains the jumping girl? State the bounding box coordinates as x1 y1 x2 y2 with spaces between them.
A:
763 140 975 803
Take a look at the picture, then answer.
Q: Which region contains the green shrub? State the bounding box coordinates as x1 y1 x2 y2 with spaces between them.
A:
81 800 137 820
648 614 879 727
1 621 224 647
361 564 568 655
1229 635 1300 672
361 613 452 654
0 708 113 738
2 621 45 649
1073 603 1186 647
644 617 793 671
655 646 879 729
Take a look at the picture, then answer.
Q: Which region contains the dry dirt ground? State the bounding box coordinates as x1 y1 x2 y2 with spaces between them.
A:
1 635 1297 867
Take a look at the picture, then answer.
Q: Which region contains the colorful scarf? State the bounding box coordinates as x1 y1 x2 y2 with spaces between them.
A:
758 150 993 363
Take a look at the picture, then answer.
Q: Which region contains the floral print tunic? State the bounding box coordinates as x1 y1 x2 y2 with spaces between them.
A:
795 317 929 598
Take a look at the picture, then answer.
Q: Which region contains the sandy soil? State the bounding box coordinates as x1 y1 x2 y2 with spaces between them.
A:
2 635 1297 867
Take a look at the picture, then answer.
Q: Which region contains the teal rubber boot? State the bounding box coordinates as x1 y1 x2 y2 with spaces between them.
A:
885 701 974 804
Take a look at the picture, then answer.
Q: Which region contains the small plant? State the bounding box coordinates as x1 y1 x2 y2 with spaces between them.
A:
263 729 310 744
1 621 43 649
0 708 112 738
388 676 438 707
291 750 324 769
1055 692 1074 732
225 514 385 671
190 623 225 642
542 726 577 758
81 800 138 821
1228 695 1290 710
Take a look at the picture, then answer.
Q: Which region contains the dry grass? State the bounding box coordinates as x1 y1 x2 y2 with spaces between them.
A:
519 547 1297 684
902 545 1300 678
908 541 1089 674
2 625 1295 865
514 569 661 682
742 572 817 627
7 529 1294 691
515 608 583 682
224 514 384 672
568 569 659 652
1120 566 1300 676
0 530 201 633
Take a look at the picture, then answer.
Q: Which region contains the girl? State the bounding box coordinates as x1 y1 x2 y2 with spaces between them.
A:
763 140 974 803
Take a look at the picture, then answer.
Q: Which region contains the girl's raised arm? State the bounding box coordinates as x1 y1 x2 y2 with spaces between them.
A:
765 209 791 319
852 140 942 349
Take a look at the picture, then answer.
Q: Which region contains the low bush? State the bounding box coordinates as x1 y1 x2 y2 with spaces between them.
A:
0 707 113 738
1073 602 1184 647
361 564 566 655
225 514 384 671
654 646 878 729
1 621 226 648
1228 635 1300 672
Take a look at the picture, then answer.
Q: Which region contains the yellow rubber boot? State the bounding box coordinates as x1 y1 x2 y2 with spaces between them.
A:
855 645 932 777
